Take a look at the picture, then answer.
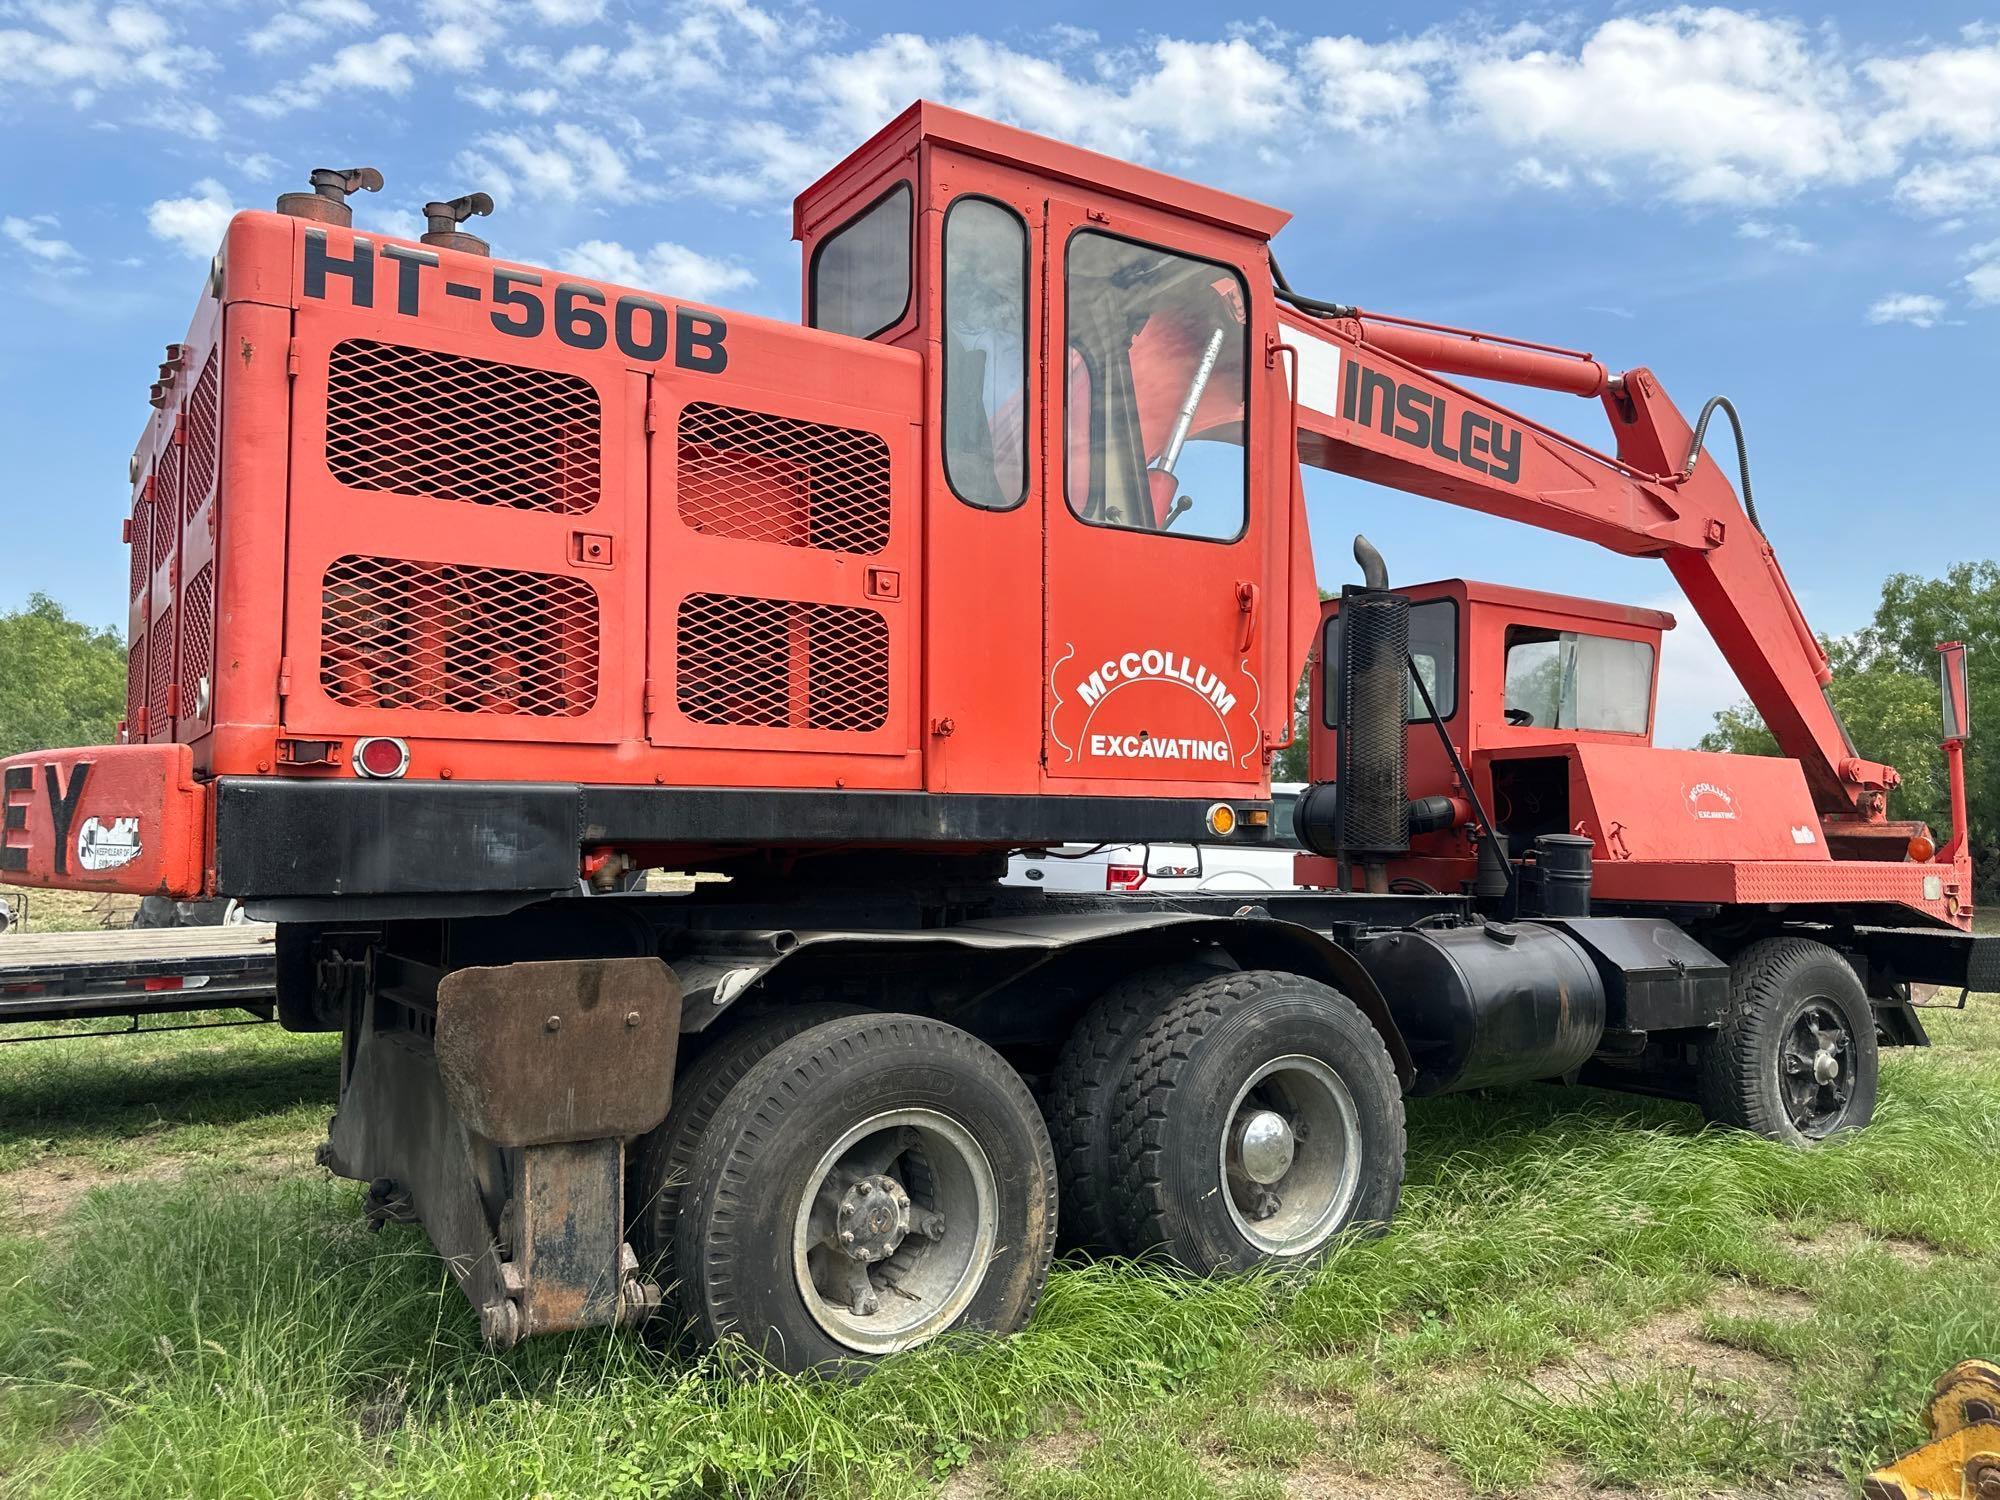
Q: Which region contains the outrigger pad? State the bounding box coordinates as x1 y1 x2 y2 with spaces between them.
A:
435 957 681 1147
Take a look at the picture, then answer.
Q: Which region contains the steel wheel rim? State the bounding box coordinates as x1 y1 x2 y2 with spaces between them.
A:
1780 999 1856 1139
1219 1054 1362 1256
790 1107 997 1354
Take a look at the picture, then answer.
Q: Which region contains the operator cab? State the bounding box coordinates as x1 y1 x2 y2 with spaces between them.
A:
1310 581 1671 881
792 104 1307 810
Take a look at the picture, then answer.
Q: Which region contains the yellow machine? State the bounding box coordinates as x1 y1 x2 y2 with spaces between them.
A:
1866 1362 2000 1500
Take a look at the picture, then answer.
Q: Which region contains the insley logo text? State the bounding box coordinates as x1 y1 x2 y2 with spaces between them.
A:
1342 358 1523 483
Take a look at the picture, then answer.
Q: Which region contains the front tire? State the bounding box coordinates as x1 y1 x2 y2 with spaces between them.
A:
1696 936 1877 1145
674 1012 1057 1375
1111 971 1405 1276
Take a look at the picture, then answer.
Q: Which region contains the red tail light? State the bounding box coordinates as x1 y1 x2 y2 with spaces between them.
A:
355 736 411 779
1105 864 1147 892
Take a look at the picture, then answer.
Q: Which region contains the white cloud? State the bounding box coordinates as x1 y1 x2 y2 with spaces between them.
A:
0 1 211 91
462 83 559 114
792 32 1296 163
247 0 376 54
1513 157 1573 191
1965 259 2000 307
1893 156 2000 218
1865 292 1947 328
231 152 282 181
146 178 237 258
558 238 755 300
530 0 603 21
459 123 644 205
138 99 220 139
1459 10 1886 207
1861 32 2000 154
247 11 495 114
1301 33 1454 136
1736 219 1815 253
3 214 80 264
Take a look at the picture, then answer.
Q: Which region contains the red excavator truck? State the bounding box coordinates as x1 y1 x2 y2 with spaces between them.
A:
2 103 1990 1373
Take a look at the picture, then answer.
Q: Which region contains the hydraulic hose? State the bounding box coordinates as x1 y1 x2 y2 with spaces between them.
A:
1680 395 1760 533
1269 252 1357 321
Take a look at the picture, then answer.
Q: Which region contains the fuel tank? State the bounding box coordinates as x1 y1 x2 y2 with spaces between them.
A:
1357 921 1605 1096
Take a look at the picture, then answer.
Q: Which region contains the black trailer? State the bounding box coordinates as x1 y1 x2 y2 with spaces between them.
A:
0 924 278 1028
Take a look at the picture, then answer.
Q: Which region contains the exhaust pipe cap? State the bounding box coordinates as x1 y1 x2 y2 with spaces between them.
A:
276 166 384 227
422 192 494 256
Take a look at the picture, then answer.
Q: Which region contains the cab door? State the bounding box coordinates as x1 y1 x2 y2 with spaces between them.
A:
1041 201 1268 790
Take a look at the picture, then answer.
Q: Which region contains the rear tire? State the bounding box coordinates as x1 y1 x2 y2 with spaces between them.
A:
628 1002 862 1293
674 1012 1057 1376
1047 961 1217 1253
1111 970 1404 1276
1696 936 1877 1145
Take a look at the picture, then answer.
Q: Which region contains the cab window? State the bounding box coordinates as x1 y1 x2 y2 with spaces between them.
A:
1064 233 1247 541
1504 627 1653 733
942 197 1028 508
1322 598 1458 725
810 183 911 339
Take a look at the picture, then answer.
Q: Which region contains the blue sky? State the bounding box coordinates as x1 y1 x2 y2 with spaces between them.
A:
2 0 1997 744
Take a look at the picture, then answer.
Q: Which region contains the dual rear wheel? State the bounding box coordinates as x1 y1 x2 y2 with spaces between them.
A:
632 968 1405 1374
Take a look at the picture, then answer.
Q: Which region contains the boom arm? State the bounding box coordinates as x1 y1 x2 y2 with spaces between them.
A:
1275 302 1897 824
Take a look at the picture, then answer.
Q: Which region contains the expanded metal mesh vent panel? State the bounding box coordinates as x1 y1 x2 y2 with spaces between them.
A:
324 340 601 513
184 348 220 524
128 491 149 600
1334 592 1411 855
151 444 179 575
126 632 146 739
148 605 175 733
676 593 888 732
677 403 891 554
319 555 599 717
177 564 214 726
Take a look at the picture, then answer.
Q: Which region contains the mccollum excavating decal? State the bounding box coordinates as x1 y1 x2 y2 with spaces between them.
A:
1049 645 1261 771
1686 782 1739 821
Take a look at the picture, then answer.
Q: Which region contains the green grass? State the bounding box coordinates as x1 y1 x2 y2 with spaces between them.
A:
0 975 1997 1497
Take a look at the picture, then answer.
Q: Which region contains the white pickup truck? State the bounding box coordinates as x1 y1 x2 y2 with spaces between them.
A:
1003 784 1307 894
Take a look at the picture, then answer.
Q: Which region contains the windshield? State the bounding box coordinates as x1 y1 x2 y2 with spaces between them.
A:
1504 627 1653 733
1064 233 1247 541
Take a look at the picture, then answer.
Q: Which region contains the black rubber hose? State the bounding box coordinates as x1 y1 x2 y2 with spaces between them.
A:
1269 251 1358 321
1681 395 1760 533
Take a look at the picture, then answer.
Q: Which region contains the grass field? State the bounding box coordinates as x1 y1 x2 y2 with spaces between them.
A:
1 942 1996 1499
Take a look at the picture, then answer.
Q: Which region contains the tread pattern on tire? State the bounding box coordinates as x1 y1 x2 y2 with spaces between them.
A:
676 1012 1058 1365
1695 935 1876 1143
1047 962 1215 1253
1109 969 1405 1265
629 1001 860 1281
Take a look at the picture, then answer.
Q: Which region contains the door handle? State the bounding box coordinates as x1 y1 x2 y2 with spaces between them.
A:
1236 581 1259 651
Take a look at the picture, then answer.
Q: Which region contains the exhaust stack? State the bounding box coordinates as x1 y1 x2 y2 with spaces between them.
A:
276 167 384 226
422 192 495 256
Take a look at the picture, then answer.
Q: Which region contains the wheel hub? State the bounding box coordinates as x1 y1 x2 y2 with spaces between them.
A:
1780 1002 1854 1137
1231 1108 1297 1185
835 1174 911 1263
791 1108 997 1354
1219 1055 1363 1257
